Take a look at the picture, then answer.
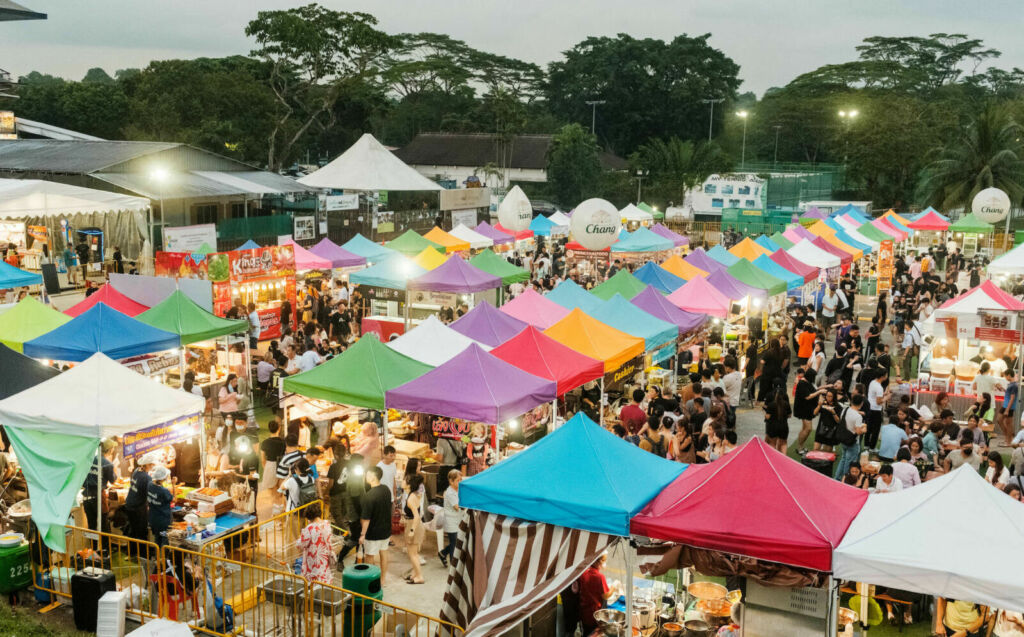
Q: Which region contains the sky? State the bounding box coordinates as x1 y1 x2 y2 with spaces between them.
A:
4 0 1024 95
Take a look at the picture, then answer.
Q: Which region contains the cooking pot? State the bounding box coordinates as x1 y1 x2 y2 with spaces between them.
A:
593 609 626 636
633 600 657 629
683 619 713 637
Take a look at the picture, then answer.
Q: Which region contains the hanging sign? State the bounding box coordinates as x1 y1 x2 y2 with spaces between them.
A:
497 186 533 231
122 413 202 458
570 198 621 250
877 240 894 292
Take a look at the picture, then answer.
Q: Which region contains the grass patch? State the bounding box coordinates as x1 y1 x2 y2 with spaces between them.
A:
0 601 88 636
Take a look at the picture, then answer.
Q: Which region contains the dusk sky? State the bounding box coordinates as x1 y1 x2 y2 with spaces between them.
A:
4 0 1024 95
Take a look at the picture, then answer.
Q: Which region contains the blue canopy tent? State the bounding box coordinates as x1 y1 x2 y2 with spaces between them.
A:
546 279 606 315
907 206 949 223
23 303 180 362
753 255 803 290
831 204 870 225
824 218 875 253
589 294 677 352
349 256 425 290
884 216 915 237
460 413 686 535
707 244 740 266
341 233 396 263
0 261 42 290
633 261 686 293
755 235 781 252
237 239 261 250
611 227 674 253
529 214 556 236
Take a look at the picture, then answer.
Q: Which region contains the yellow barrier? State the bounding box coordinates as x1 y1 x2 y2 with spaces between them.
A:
200 500 330 570
312 579 465 637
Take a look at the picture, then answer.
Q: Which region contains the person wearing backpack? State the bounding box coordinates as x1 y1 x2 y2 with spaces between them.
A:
833 394 867 480
279 458 317 511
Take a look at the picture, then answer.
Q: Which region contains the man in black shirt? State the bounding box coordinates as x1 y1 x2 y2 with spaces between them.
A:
82 441 117 551
147 466 173 549
359 466 392 581
260 420 286 483
329 302 352 343
124 454 156 542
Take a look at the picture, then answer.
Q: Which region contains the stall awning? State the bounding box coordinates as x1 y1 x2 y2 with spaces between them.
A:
907 209 950 231
24 303 179 362
752 255 804 290
0 296 71 352
469 249 530 285
341 233 396 263
754 235 781 252
630 286 708 336
661 254 707 280
450 301 528 348
949 213 994 234
385 344 556 425
0 261 42 290
499 288 569 330
385 229 444 257
0 178 149 217
990 240 1024 275
546 279 607 315
449 224 495 250
727 259 787 296
281 238 333 271
0 342 59 400
461 413 686 535
407 255 501 293
65 283 150 318
591 268 649 300
474 221 515 245
811 236 853 265
649 223 688 247
707 269 766 301
666 277 731 319
423 226 471 253
768 250 817 284
490 326 604 396
787 239 842 269
589 294 677 351
349 256 425 290
684 248 725 273
769 232 795 250
633 261 686 293
412 246 447 271
387 314 490 367
544 308 645 373
136 290 248 345
610 226 673 253
308 238 367 268
707 244 740 266
729 237 771 261
298 133 443 191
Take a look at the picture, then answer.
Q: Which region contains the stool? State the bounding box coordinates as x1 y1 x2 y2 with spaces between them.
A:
928 374 951 392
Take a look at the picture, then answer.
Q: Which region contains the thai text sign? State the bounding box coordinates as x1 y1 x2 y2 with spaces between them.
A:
123 413 202 458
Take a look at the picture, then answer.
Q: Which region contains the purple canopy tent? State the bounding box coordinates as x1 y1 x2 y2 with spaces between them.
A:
684 248 724 273
474 222 515 245
800 206 828 220
650 223 689 247
407 255 501 293
385 344 557 424
450 301 528 347
790 225 817 241
630 286 708 336
309 238 367 268
707 269 767 300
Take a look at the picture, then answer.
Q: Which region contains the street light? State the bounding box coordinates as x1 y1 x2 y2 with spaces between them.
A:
149 167 169 252
702 98 724 140
736 110 749 169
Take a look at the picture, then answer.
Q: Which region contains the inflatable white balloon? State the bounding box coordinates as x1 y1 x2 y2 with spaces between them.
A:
972 187 1010 224
497 186 533 231
570 198 621 250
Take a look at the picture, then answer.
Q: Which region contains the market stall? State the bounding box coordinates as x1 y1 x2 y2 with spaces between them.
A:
423 226 471 253
830 217 881 252
385 229 444 257
23 303 179 362
546 278 607 314
0 261 42 293
412 246 446 270
948 212 994 258
727 258 788 313
633 260 686 294
666 277 731 319
387 314 488 366
649 223 688 252
490 325 605 397
307 237 366 270
468 249 530 286
591 293 678 369
493 223 535 255
990 239 1024 276
448 223 495 251
350 256 426 339
207 244 297 340
880 209 915 237
799 206 828 226
619 203 655 229
449 300 528 347
528 214 567 238
610 226 674 265
806 220 865 261
0 296 71 351
787 239 843 283
591 268 649 301
499 288 570 329
563 240 611 277
544 308 646 401
341 233 396 263
811 236 854 271
831 204 871 224
630 286 708 337
755 234 782 252
660 254 708 281
473 221 515 253
729 237 772 261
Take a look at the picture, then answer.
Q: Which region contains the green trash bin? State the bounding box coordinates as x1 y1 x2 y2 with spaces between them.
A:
858 278 878 296
0 541 32 594
342 563 382 637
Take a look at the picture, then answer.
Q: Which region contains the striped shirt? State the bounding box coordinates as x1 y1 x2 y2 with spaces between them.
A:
276 450 303 479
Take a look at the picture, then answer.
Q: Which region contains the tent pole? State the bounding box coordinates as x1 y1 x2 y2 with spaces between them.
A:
198 427 207 488
624 540 634 634
95 446 102 537
382 405 389 448
179 347 187 389
599 377 605 427
825 576 838 637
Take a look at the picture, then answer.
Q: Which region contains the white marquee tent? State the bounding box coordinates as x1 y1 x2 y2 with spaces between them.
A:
832 216 882 251
619 204 654 225
449 223 494 250
834 466 1024 613
989 241 1024 276
786 238 842 269
298 133 443 192
387 314 489 367
0 178 150 217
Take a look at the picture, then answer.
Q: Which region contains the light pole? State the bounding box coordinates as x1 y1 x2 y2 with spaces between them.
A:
838 109 858 189
736 110 749 169
585 100 606 135
702 98 724 141
150 168 169 252
772 125 782 168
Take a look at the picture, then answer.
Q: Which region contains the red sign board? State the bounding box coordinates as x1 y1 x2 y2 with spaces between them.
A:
976 312 1022 343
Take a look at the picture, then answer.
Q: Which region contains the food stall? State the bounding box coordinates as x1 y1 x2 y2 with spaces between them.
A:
786 239 843 284
660 254 708 282
499 288 570 330
611 227 675 268
0 295 70 352
947 213 994 259
493 222 535 256
564 241 611 278
649 223 689 254
906 208 950 252
473 222 515 254
350 256 427 340
590 294 678 376
207 244 297 340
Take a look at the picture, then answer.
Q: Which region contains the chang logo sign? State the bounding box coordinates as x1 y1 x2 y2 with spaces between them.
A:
497 185 533 231
972 187 1010 224
571 198 621 250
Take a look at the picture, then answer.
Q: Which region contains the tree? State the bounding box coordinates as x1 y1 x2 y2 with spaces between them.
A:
919 104 1024 211
245 4 394 170
82 67 115 84
546 124 602 206
546 34 740 154
630 137 732 206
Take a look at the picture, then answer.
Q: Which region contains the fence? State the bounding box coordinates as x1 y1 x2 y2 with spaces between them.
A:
29 514 463 636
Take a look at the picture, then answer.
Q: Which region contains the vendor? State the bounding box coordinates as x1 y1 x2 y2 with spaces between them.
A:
81 439 117 536
124 453 157 543
578 552 618 636
147 466 173 549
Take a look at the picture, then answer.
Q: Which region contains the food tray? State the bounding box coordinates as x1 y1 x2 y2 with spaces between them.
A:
259 576 303 607
309 585 350 615
687 581 727 601
189 487 228 503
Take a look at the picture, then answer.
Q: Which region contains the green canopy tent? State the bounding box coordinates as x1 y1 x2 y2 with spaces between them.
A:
385 230 445 257
770 232 795 250
591 269 649 301
637 202 664 220
727 258 787 296
136 290 249 345
0 296 71 352
949 213 994 234
857 223 895 243
469 249 531 285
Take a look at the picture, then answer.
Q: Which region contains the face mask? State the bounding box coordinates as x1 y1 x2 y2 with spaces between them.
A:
963 447 973 456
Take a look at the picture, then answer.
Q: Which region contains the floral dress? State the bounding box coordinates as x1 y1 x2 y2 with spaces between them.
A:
299 519 335 583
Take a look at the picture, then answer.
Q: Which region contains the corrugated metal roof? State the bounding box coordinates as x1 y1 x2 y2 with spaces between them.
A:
94 170 311 199
0 140 178 172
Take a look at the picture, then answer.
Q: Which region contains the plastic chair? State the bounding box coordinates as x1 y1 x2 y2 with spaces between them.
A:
149 574 199 621
929 373 951 392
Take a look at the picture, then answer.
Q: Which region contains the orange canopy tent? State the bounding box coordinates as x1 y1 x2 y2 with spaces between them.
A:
807 220 864 261
423 226 471 253
728 237 772 260
660 254 708 280
882 209 912 227
544 308 644 373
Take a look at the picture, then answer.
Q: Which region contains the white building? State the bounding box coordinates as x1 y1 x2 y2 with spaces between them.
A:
675 173 766 219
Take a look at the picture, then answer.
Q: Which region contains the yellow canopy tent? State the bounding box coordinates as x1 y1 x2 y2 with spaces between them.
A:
661 254 708 280
412 246 447 270
729 237 772 260
807 220 864 261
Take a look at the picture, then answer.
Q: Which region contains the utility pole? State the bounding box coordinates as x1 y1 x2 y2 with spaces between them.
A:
736 111 749 169
585 100 606 135
702 98 724 141
772 125 782 168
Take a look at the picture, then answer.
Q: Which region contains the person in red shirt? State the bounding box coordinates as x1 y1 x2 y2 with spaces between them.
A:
579 553 616 635
618 389 647 438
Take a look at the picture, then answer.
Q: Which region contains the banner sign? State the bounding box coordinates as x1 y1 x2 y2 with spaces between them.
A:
325 194 359 211
123 413 202 458
430 416 473 440
163 223 217 253
605 354 643 392
440 188 491 211
208 245 296 339
976 311 1021 343
155 251 209 279
877 240 894 293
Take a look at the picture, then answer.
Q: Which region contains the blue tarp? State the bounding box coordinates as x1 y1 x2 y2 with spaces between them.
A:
0 261 42 290
529 214 556 236
589 294 677 351
546 279 606 315
755 235 781 252
342 233 396 263
610 227 674 253
23 303 180 362
633 261 686 293
459 413 686 535
349 256 425 290
753 255 803 290
237 239 261 250
707 244 740 266
831 204 870 225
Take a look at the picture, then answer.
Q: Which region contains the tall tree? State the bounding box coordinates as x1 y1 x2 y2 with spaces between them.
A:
546 123 602 206
245 4 394 170
630 137 732 206
919 104 1024 210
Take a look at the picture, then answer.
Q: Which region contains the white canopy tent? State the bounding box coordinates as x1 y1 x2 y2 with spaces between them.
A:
449 223 494 250
832 216 882 251
834 466 1024 613
619 203 654 225
548 211 571 228
0 178 150 217
787 238 842 269
387 314 489 366
298 133 443 192
989 241 1024 275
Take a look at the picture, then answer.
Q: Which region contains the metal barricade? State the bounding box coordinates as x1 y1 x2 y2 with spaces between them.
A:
201 500 323 571
310 579 464 637
29 524 163 624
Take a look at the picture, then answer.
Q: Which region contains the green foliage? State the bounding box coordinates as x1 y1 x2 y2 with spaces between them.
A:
546 124 602 206
81 67 115 84
631 137 733 205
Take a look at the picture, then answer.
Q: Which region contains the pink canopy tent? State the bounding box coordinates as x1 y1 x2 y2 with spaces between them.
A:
65 284 149 318
490 326 604 396
769 250 817 284
666 277 731 318
782 227 805 245
811 236 852 266
499 288 570 329
871 218 907 242
937 280 1024 314
281 239 333 271
493 223 534 241
907 210 950 232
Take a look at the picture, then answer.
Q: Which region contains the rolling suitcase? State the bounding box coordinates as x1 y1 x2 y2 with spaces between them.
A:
71 566 116 632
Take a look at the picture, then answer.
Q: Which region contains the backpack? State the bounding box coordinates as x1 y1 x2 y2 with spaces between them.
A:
643 433 667 458
297 474 319 507
835 407 858 447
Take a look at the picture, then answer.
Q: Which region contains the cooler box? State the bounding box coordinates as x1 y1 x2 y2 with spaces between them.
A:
71 567 116 632
801 451 835 477
0 541 31 594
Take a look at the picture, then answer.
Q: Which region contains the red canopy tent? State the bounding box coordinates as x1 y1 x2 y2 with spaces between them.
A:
631 438 868 571
565 241 610 252
493 223 535 241
769 250 817 284
907 210 949 232
490 326 604 396
811 236 852 266
65 284 150 318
